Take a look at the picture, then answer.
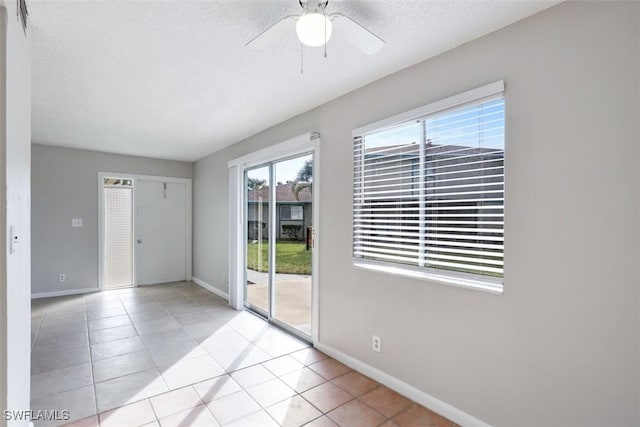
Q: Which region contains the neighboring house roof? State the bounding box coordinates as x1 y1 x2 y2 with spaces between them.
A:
248 183 312 203
363 143 502 158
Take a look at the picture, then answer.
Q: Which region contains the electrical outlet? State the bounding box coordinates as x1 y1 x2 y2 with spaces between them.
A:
372 335 381 353
72 218 83 227
58 273 66 282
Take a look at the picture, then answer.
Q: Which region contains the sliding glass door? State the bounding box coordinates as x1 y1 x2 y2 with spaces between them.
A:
245 166 271 316
244 153 313 340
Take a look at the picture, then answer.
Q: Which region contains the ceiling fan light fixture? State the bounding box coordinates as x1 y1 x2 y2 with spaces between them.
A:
296 12 332 47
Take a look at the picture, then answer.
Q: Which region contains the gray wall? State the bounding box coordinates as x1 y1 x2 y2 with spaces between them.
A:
2 0 32 415
193 2 640 426
31 144 193 295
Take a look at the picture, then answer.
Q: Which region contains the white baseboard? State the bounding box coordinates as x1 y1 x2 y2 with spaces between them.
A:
191 276 229 301
315 343 492 427
31 288 99 299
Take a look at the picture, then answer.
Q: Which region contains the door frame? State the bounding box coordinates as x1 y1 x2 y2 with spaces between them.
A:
98 172 193 291
228 133 320 344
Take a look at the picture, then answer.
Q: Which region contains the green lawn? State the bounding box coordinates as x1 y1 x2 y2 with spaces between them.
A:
247 241 312 275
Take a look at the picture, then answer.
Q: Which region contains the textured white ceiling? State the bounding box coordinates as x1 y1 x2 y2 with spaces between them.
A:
30 0 560 161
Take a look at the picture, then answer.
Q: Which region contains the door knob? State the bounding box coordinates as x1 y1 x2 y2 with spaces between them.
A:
137 239 142 244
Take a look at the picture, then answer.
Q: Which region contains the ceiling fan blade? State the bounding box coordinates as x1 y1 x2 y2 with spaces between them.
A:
246 15 298 50
330 13 384 55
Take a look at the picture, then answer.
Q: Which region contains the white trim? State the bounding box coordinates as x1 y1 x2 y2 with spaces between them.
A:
98 172 193 291
32 288 99 299
192 276 229 301
315 342 493 427
353 80 504 136
310 146 320 345
228 164 244 310
354 259 503 295
227 133 319 169
228 132 320 343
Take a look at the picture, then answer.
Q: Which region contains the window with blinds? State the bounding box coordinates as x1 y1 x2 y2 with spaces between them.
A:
353 84 504 290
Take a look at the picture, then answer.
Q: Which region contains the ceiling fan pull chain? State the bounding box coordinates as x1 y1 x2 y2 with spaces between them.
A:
323 3 328 58
300 44 305 74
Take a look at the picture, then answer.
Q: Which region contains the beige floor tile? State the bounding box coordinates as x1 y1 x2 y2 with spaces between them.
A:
88 315 132 331
89 325 138 345
34 331 89 350
193 375 243 403
95 368 169 412
158 404 220 427
207 342 273 372
331 371 378 397
266 395 322 427
165 302 205 316
31 385 96 426
128 308 172 322
175 310 217 326
99 400 156 427
31 362 93 399
37 320 88 338
61 415 99 427
253 329 308 357
123 301 166 315
327 400 386 427
262 355 305 377
392 404 452 427
205 390 261 425
230 364 275 389
86 307 127 320
280 367 327 393
245 378 297 408
146 340 206 367
149 386 203 419
31 343 91 374
133 317 181 335
359 386 412 418
39 313 87 327
301 382 354 413
289 348 329 365
224 410 279 427
303 415 338 427
90 336 146 361
31 282 453 427
308 358 351 380
140 328 195 348
93 350 155 383
160 354 226 390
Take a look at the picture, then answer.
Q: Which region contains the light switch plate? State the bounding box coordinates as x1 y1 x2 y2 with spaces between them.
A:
72 218 83 227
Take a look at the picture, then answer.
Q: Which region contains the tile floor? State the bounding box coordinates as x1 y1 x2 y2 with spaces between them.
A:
31 281 455 427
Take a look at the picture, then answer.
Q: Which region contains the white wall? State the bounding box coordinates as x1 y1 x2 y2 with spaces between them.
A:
193 2 640 426
0 0 31 424
31 144 193 296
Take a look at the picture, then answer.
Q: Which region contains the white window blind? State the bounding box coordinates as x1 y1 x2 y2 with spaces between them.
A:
353 85 505 287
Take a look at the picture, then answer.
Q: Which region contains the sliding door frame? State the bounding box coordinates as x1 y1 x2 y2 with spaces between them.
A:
228 133 320 344
97 172 193 291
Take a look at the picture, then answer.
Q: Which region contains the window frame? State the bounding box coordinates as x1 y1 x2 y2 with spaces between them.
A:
352 81 505 295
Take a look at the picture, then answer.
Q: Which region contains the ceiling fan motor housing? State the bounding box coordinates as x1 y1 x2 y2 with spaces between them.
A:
299 1 330 13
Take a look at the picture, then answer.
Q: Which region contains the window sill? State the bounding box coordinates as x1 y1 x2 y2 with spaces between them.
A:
353 259 503 295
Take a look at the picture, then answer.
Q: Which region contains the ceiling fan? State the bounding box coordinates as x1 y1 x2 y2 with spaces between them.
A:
246 0 385 55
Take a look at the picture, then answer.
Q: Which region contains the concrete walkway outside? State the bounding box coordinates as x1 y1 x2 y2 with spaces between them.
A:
246 269 311 336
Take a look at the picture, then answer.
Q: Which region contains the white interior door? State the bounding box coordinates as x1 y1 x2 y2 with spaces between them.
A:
135 179 188 285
